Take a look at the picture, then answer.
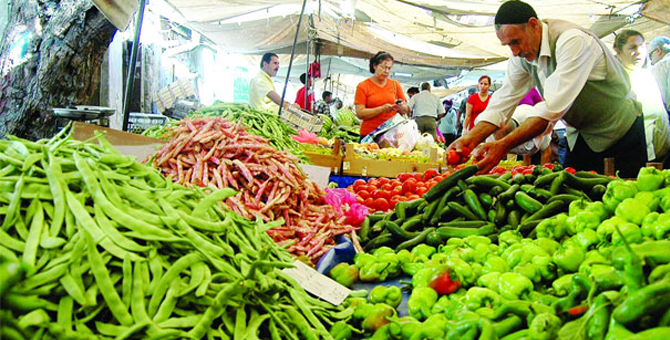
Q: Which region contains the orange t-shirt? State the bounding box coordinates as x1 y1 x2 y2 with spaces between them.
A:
355 78 406 136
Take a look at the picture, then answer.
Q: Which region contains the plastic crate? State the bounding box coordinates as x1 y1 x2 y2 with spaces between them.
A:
280 107 323 133
128 112 168 134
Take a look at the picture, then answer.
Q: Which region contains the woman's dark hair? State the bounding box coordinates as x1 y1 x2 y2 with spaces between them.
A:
299 73 307 85
614 29 644 52
369 51 394 73
478 75 491 86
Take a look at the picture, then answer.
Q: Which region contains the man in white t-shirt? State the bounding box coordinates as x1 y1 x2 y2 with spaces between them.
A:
248 53 299 113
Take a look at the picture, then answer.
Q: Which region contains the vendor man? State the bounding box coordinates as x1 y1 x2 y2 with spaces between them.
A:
448 0 646 178
249 52 299 113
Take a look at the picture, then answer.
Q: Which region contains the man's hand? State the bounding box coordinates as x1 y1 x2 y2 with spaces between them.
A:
472 140 510 174
446 122 498 167
290 103 301 110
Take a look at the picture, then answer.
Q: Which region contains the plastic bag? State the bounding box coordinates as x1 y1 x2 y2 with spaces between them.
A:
376 120 420 152
323 188 369 226
414 133 435 152
291 129 319 145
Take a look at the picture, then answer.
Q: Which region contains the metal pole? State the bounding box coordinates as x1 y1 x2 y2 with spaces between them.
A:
278 0 308 116
122 0 147 131
305 34 310 113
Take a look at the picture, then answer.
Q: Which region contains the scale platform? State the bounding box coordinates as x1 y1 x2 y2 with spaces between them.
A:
52 106 116 127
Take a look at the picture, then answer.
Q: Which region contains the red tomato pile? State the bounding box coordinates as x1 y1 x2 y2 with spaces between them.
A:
347 168 450 212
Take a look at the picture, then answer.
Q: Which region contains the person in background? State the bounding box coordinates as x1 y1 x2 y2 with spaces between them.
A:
354 51 409 138
249 52 299 113
408 82 444 139
456 87 477 137
449 0 647 177
463 75 492 133
314 91 333 116
649 36 670 112
294 73 315 112
438 99 458 145
407 87 420 99
330 98 343 117
613 30 670 164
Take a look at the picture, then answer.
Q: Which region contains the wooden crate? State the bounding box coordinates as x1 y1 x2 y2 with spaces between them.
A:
341 144 441 177
303 139 343 174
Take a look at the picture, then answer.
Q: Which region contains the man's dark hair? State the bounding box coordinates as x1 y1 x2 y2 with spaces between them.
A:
407 87 420 95
420 82 430 91
299 73 308 85
322 91 332 100
260 53 278 68
614 29 644 52
369 51 394 73
494 1 538 29
468 87 477 95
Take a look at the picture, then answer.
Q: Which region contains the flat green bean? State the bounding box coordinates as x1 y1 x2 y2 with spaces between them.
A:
57 296 73 331
59 274 88 306
84 230 133 326
148 253 203 317
122 256 132 307
2 174 25 230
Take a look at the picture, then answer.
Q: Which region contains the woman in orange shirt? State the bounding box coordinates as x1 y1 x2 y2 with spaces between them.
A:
354 52 409 138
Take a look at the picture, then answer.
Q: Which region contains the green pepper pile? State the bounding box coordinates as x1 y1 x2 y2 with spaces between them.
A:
0 128 350 339
329 166 670 339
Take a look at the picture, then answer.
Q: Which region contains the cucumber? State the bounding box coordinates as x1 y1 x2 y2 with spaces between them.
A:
423 165 478 202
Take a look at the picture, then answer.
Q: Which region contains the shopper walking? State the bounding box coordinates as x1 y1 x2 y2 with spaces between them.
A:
463 75 492 132
408 82 444 139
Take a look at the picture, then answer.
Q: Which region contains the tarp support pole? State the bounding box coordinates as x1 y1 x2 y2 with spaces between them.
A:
305 31 310 112
278 0 308 117
121 0 147 131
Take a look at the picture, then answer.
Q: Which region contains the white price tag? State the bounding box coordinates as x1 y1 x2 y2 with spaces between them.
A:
283 260 351 306
343 161 350 170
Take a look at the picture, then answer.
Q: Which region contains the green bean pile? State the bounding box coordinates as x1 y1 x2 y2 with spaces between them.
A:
0 127 349 339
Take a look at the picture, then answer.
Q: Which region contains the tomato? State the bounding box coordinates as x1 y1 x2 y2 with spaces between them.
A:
368 178 379 187
416 187 428 196
379 177 391 185
443 171 453 178
353 179 367 189
389 197 400 209
407 194 421 200
490 166 507 175
389 179 402 188
461 146 472 157
522 168 534 175
365 184 377 193
542 163 555 170
374 198 390 211
402 180 416 194
374 190 392 201
564 167 577 174
381 183 393 191
397 173 411 182
356 196 364 204
391 186 403 197
447 150 460 165
364 198 374 208
413 173 424 181
425 180 437 189
423 169 439 180
358 190 371 200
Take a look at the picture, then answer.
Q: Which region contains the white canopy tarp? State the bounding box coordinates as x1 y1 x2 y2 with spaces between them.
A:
150 0 669 70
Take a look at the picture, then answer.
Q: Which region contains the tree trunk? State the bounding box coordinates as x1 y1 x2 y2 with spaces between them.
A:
0 0 117 140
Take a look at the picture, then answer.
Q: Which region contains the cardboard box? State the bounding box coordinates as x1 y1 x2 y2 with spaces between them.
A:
341 144 441 177
303 139 343 174
72 122 166 161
